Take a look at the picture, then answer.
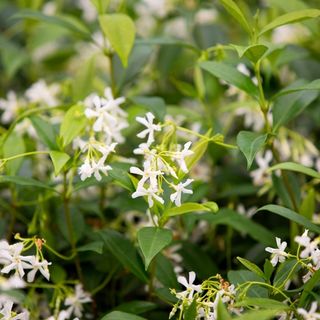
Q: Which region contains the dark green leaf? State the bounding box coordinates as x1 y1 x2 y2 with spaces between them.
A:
200 61 259 99
131 96 166 121
237 257 265 279
77 241 104 254
236 298 288 310
236 309 282 320
101 311 147 320
99 229 148 283
217 299 232 320
137 227 172 270
273 259 300 288
114 301 157 315
185 298 197 320
299 268 320 307
257 205 320 234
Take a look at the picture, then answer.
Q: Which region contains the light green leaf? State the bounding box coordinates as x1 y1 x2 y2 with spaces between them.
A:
268 162 320 180
99 229 148 283
300 189 315 221
219 0 252 35
200 61 259 99
237 257 265 279
0 175 57 192
217 299 232 320
77 241 104 254
271 79 320 100
59 104 87 147
259 9 320 36
12 10 91 39
30 116 58 150
101 311 147 320
99 14 135 67
137 227 172 270
2 132 25 176
236 309 282 320
257 205 320 234
232 44 269 63
49 151 70 176
237 131 268 169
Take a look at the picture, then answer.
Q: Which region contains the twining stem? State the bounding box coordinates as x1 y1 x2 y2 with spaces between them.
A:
62 171 83 283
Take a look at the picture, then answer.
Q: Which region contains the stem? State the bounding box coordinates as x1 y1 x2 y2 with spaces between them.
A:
0 150 50 163
62 172 83 283
91 265 118 296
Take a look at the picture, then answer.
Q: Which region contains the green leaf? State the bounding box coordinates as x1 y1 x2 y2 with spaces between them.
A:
257 205 320 234
219 0 252 35
2 132 25 176
108 164 134 191
272 90 318 131
237 131 268 169
131 96 166 121
237 257 265 279
59 104 87 147
30 116 58 150
137 227 172 270
185 298 197 320
232 44 269 63
271 79 320 100
299 268 320 307
99 14 135 67
155 254 179 288
0 175 57 192
199 209 275 246
200 61 259 99
99 229 148 283
163 202 217 219
12 10 91 39
236 309 282 320
77 241 104 254
114 301 157 315
101 311 147 320
236 298 289 310
217 299 232 320
72 57 96 101
273 259 300 288
268 162 320 180
259 9 320 36
300 189 315 221
49 151 70 176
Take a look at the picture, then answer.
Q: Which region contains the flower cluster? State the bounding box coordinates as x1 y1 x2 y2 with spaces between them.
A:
170 272 239 319
130 112 195 208
76 87 128 181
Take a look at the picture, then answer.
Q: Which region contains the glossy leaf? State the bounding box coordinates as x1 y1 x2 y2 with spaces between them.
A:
59 104 87 147
163 202 218 219
237 131 268 169
268 162 320 180
99 229 148 283
236 298 288 310
237 257 265 279
101 311 146 320
257 205 320 234
259 9 320 36
200 61 259 99
99 14 135 67
236 309 282 320
232 44 269 63
137 227 172 270
219 0 252 35
49 151 70 176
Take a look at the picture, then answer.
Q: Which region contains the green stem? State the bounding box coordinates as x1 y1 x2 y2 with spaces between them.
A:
91 265 118 296
43 243 76 261
62 172 83 283
0 151 50 163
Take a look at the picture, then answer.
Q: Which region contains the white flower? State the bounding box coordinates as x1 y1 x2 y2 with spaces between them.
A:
298 301 320 320
171 141 194 173
0 301 29 320
265 237 288 267
0 91 22 124
132 186 164 208
64 284 92 318
176 271 201 300
91 158 112 181
170 179 193 207
295 230 319 261
78 159 93 181
250 150 273 186
0 243 33 279
25 257 51 282
136 112 161 146
0 275 26 290
130 161 162 189
25 79 60 106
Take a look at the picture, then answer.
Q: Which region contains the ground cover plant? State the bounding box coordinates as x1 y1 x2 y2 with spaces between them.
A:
0 0 320 319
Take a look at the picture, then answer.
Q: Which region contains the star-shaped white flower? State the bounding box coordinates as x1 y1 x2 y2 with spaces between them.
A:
298 301 320 320
176 271 201 300
171 141 193 173
78 159 93 181
91 158 112 181
265 237 288 267
132 186 164 207
170 179 193 207
136 112 161 146
295 229 319 261
25 257 51 283
130 161 162 189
